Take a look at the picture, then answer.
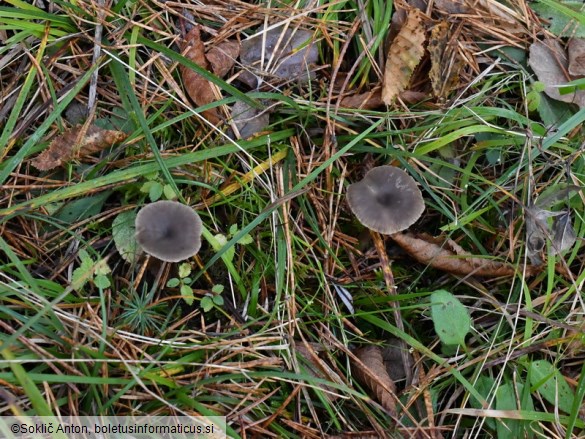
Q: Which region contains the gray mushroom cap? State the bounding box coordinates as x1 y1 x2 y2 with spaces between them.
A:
347 166 425 234
135 200 203 262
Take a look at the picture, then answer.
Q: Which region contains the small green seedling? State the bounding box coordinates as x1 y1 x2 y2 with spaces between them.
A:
140 172 178 201
201 284 224 312
209 224 253 263
166 262 195 305
72 249 111 290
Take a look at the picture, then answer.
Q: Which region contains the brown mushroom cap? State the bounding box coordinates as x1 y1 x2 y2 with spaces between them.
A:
346 166 425 234
135 200 202 262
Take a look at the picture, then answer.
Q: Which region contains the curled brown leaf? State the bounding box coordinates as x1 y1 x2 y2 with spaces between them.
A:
180 26 222 125
31 124 127 171
206 40 240 77
391 233 539 277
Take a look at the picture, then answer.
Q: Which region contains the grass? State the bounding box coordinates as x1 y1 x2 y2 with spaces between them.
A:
1 0 585 437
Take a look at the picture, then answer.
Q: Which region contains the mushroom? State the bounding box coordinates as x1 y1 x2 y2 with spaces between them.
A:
135 200 203 262
346 165 425 234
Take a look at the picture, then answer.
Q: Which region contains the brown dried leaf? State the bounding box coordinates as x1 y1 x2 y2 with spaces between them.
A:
180 26 222 125
341 88 426 109
381 340 407 383
352 346 397 416
528 39 585 109
31 125 127 171
428 21 464 99
391 233 539 277
382 8 427 105
568 38 585 76
206 40 240 77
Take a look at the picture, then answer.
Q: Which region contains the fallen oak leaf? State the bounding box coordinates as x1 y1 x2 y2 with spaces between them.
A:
391 233 539 277
351 346 397 417
180 26 222 125
382 8 427 105
31 124 127 171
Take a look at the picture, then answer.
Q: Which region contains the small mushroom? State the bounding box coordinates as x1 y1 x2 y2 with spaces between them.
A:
135 200 203 262
346 166 425 234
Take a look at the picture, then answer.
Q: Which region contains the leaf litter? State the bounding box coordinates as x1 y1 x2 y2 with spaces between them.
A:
180 26 240 125
239 25 319 88
31 124 127 171
528 38 585 109
351 345 397 416
382 8 427 104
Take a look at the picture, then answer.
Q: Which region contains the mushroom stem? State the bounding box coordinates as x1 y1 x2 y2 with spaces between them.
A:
371 230 414 385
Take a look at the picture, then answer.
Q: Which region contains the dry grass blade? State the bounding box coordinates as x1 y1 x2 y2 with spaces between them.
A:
352 346 397 417
382 8 427 105
391 233 539 277
31 124 127 171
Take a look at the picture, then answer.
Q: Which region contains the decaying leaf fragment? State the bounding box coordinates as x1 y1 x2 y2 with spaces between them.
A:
181 27 240 125
230 96 271 139
526 185 582 264
528 39 585 109
340 88 426 109
552 211 577 255
568 38 585 75
391 233 539 277
31 124 127 171
352 346 397 416
206 40 241 77
382 8 427 105
428 21 464 99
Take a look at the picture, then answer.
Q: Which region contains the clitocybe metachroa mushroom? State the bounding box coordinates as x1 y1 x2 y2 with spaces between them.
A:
347 165 425 234
135 200 203 262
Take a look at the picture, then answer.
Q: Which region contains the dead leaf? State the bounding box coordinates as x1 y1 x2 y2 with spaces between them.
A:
381 340 407 383
391 233 539 276
525 206 559 265
206 40 240 77
180 26 222 125
526 185 582 263
434 0 468 14
239 25 319 88
31 124 127 171
382 8 427 105
230 96 270 139
428 21 464 99
568 38 585 76
352 346 397 416
528 39 585 109
551 211 577 255
341 88 426 109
